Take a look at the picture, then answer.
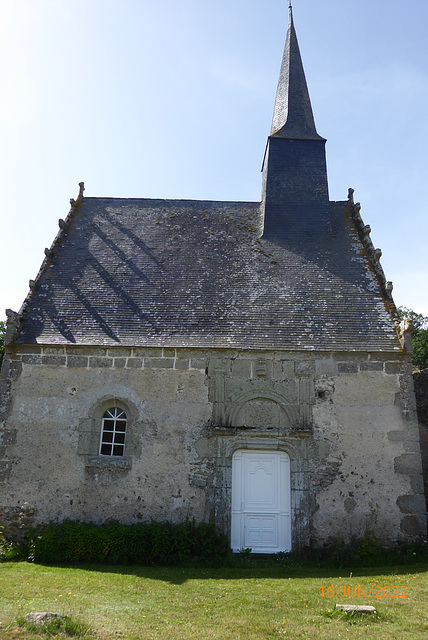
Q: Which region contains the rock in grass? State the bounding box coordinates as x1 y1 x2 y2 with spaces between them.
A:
336 604 376 613
24 612 65 626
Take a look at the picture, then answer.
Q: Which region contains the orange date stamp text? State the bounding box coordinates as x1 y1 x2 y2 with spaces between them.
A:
320 585 407 598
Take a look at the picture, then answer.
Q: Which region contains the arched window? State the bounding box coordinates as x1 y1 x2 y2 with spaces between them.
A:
99 407 127 457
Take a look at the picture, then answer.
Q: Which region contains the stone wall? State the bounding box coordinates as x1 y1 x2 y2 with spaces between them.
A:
0 345 426 549
413 369 428 509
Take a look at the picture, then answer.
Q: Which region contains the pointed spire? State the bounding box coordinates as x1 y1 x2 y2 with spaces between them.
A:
261 4 329 235
270 5 323 140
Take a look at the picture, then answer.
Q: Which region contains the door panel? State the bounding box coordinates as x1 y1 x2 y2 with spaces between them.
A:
231 450 291 553
245 515 278 547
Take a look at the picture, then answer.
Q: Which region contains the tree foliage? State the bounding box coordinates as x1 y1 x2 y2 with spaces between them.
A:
397 307 428 370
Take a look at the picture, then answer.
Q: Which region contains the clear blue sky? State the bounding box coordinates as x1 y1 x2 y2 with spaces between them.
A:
1 0 428 319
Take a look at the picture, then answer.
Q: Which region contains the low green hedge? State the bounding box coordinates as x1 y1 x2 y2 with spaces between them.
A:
27 519 228 565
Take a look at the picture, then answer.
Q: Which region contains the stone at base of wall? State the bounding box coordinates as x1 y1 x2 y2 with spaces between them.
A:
400 514 427 536
0 505 35 543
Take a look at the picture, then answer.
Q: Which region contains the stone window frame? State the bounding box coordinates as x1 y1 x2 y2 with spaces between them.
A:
79 395 142 470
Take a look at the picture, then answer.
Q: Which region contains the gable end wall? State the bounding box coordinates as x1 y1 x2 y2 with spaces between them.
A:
0 345 426 549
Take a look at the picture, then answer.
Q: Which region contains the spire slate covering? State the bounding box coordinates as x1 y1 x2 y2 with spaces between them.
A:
271 6 323 140
261 6 329 237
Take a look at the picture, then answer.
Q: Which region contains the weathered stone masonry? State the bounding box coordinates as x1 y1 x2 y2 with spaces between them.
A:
1 345 425 549
413 370 428 509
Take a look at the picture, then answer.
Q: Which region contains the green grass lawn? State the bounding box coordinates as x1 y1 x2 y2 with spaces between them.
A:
1 561 428 639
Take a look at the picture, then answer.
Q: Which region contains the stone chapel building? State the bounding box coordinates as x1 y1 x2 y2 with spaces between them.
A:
1 7 426 552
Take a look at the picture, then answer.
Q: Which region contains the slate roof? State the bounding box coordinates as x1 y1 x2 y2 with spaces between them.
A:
15 195 400 351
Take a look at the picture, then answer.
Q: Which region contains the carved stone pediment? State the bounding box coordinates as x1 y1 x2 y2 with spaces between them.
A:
226 389 298 429
208 356 314 433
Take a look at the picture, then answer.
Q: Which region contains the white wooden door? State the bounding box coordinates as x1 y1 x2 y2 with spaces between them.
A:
231 450 291 553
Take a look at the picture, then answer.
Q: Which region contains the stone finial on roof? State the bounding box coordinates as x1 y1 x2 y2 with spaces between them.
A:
5 309 20 345
270 5 324 140
348 193 400 337
77 181 85 204
399 318 414 353
69 183 85 214
373 248 382 262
